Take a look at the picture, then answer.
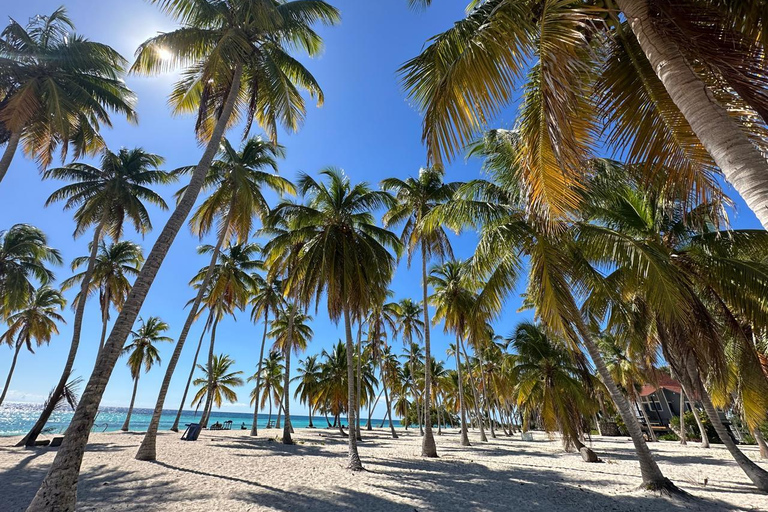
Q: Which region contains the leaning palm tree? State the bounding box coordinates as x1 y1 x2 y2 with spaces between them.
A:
294 355 322 428
248 275 285 436
139 136 292 457
21 147 170 448
402 0 768 228
0 224 62 318
61 241 144 352
26 3 338 507
269 303 313 444
390 298 424 432
0 287 66 406
382 167 458 457
191 354 244 416
249 350 285 428
120 317 172 431
263 169 401 470
0 7 137 184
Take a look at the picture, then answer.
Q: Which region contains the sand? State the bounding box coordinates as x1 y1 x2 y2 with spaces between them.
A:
1 427 766 511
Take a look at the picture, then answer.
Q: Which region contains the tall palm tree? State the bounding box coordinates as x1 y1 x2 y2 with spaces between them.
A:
26 4 338 507
249 351 284 428
248 275 285 436
139 136 291 457
61 241 144 352
120 317 172 431
269 303 313 444
191 354 243 415
365 299 400 438
21 147 170 448
0 224 62 318
294 355 322 428
402 0 768 228
0 287 66 406
382 167 458 457
264 169 401 470
390 298 424 432
429 260 477 446
508 322 599 452
317 341 350 434
0 7 137 184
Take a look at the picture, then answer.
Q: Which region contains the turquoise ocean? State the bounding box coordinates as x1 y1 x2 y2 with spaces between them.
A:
0 402 376 437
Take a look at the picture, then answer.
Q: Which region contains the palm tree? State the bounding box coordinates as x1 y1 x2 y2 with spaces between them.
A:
0 7 137 184
264 169 401 470
139 136 291 457
382 167 457 457
0 224 62 318
26 4 338 506
402 1 768 228
508 322 599 452
248 275 285 436
294 355 322 428
120 317 172 431
249 351 284 428
21 147 170 448
390 298 424 432
61 241 144 352
0 287 66 406
191 354 244 416
317 341 350 434
365 299 400 438
269 303 313 444
429 260 476 446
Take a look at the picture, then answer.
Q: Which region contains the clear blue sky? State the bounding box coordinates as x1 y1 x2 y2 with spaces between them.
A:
0 0 761 419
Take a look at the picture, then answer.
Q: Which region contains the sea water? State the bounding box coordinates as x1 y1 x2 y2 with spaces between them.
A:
0 402 379 437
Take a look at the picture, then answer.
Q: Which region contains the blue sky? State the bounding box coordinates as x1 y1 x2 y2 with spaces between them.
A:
0 0 762 420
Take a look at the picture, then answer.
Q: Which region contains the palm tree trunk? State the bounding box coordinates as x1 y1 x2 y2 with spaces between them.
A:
267 398 272 427
461 338 487 442
355 322 362 441
121 376 139 431
282 309 294 445
171 311 213 432
699 385 768 490
19 69 246 508
750 424 768 460
679 391 687 445
343 307 363 470
455 334 470 446
200 315 221 428
250 307 270 436
308 404 314 428
420 242 438 457
478 351 495 439
0 341 23 406
574 320 676 492
382 371 398 439
275 394 283 429
668 365 709 448
98 299 109 355
0 130 21 185
617 0 768 228
18 218 105 448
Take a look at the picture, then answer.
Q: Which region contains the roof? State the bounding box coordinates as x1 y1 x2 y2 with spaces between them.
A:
639 374 682 397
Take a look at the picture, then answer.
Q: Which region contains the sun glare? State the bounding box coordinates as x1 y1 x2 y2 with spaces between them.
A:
156 47 173 61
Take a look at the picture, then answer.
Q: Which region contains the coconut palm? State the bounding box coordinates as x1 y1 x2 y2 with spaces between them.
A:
317 341 350 434
26 4 337 506
249 350 285 428
508 322 599 452
429 260 477 445
139 137 291 458
0 7 137 184
402 0 768 228
120 317 172 431
248 275 285 436
294 355 322 428
382 167 458 457
263 168 401 470
21 147 170 448
365 300 400 437
191 354 244 415
61 241 144 352
390 298 424 432
0 224 62 318
0 287 66 406
269 303 313 444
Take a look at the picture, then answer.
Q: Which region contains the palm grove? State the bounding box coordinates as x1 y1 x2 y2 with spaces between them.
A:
0 1 767 511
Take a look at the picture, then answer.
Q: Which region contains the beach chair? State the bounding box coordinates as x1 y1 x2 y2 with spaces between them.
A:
223 420 233 431
210 421 223 431
50 436 65 447
181 423 202 441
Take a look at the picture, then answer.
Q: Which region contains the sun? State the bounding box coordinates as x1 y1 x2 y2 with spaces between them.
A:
156 47 173 61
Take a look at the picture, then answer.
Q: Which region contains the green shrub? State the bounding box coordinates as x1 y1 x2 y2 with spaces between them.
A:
658 433 679 441
669 410 721 444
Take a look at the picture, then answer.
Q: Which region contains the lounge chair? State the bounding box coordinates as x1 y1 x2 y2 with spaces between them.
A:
210 421 223 430
181 423 202 441
50 436 64 447
223 420 233 431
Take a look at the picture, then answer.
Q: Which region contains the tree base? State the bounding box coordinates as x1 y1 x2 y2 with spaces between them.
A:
638 478 689 498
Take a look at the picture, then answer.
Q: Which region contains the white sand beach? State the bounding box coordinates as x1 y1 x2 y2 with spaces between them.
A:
1 428 766 511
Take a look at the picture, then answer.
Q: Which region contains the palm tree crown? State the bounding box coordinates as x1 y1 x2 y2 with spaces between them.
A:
123 316 172 380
